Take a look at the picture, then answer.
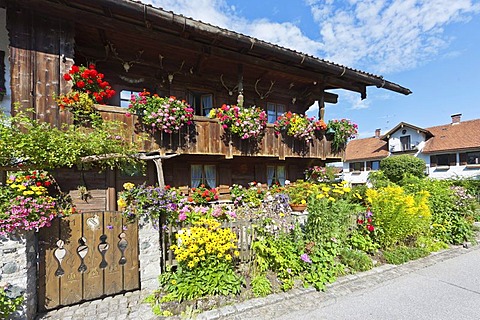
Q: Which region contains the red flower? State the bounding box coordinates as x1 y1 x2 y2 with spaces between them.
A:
70 65 79 73
76 80 85 88
36 182 42 186
44 181 52 187
89 64 96 69
63 73 72 81
367 224 375 232
357 219 364 225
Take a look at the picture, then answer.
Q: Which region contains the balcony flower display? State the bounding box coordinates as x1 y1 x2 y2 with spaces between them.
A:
57 64 115 125
304 166 332 183
274 112 327 142
327 119 358 152
188 184 219 204
209 104 267 140
128 91 194 134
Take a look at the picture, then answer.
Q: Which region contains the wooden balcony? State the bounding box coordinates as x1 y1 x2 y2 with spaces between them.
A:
98 105 342 160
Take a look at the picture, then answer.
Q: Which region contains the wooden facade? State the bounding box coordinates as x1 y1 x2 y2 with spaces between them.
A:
2 0 411 211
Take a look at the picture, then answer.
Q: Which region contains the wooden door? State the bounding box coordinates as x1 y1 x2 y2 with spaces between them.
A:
37 211 140 311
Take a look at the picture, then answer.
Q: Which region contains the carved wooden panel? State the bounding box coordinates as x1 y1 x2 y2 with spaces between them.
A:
38 212 140 311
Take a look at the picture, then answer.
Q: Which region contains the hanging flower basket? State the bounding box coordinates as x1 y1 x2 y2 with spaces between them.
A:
127 91 194 134
209 104 267 140
274 112 326 142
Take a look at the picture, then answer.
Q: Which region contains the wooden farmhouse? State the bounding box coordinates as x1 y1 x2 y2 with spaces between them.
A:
0 0 411 210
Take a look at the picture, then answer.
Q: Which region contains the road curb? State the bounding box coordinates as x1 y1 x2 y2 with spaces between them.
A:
200 238 480 320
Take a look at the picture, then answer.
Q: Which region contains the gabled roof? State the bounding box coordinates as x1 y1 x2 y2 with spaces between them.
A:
423 119 480 154
382 122 432 140
19 0 412 98
345 137 389 161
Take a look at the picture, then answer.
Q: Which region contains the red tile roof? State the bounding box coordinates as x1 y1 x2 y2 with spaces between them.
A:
345 137 389 161
423 119 480 153
345 118 480 161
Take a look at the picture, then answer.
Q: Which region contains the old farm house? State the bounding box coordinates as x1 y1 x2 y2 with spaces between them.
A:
0 0 415 317
0 0 411 211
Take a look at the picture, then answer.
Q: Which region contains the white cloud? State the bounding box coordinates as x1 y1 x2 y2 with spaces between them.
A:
307 0 480 73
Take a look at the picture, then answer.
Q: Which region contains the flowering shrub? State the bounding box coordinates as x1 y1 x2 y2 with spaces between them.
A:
327 119 358 152
209 104 267 140
366 185 431 249
285 180 318 205
230 182 266 208
274 112 327 141
155 218 243 302
0 170 73 235
58 64 115 125
128 91 194 134
188 185 218 204
171 218 240 269
117 182 183 224
304 166 336 183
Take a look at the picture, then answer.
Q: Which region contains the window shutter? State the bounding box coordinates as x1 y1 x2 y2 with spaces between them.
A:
430 155 437 167
459 153 467 165
360 162 365 171
449 154 456 166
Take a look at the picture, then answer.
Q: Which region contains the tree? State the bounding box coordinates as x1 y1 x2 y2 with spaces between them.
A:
380 155 426 183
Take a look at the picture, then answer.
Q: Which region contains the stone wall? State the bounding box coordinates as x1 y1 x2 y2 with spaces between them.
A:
138 220 161 291
0 231 37 320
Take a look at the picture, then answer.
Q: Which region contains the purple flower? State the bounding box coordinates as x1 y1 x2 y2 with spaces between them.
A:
107 225 113 230
300 253 312 263
366 209 373 218
178 212 187 221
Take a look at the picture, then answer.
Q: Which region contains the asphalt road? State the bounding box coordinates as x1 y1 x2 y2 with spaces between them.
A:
277 248 480 320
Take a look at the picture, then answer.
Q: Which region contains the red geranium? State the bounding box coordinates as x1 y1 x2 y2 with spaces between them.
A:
62 64 115 105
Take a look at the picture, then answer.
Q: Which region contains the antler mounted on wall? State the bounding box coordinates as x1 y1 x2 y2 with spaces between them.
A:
254 79 275 100
220 74 239 96
167 61 185 84
108 41 144 72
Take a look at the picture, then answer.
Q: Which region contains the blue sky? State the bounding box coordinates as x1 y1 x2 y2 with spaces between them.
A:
145 0 480 138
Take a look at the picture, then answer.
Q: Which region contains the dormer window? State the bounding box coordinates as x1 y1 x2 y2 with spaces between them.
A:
400 136 411 151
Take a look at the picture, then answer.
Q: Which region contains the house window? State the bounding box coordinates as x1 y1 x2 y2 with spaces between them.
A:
266 102 285 123
191 164 217 188
431 153 456 167
466 152 480 165
400 136 411 151
349 162 364 172
267 165 286 186
371 161 380 171
120 90 143 108
187 91 213 116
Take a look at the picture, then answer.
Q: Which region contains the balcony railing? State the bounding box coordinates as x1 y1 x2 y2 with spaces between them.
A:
98 105 342 160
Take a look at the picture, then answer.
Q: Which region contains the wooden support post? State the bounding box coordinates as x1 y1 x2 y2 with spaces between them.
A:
318 92 325 121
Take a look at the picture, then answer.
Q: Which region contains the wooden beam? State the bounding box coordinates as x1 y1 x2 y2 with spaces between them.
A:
15 0 368 96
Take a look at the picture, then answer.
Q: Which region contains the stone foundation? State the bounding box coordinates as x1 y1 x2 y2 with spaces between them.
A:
0 231 37 320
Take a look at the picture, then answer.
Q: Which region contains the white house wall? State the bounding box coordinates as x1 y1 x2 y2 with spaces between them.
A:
388 127 426 153
0 8 10 114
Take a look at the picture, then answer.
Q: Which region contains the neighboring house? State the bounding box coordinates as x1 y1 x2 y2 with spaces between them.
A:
344 114 480 184
1 0 410 210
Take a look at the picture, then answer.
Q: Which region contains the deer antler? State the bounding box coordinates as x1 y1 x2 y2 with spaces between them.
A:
254 79 275 100
108 41 143 72
220 74 239 96
167 61 185 84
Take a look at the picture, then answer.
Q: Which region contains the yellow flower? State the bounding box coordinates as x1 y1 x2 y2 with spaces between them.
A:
234 251 240 257
188 261 195 268
171 279 177 285
123 182 135 190
117 198 127 208
225 254 232 261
